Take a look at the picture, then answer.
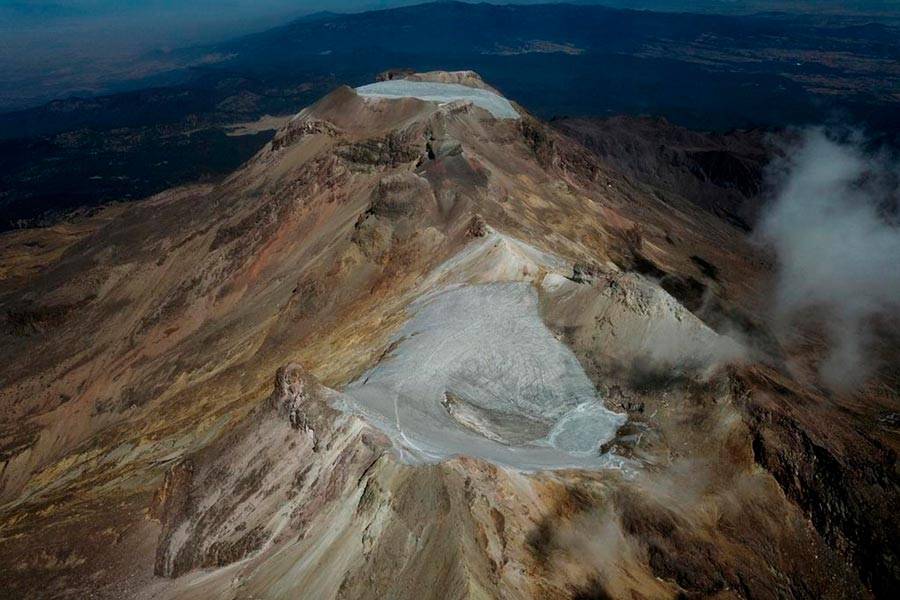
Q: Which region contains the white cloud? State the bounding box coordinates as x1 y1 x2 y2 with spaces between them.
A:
759 128 900 389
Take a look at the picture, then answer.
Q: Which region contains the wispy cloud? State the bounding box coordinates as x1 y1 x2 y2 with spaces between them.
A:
759 127 900 390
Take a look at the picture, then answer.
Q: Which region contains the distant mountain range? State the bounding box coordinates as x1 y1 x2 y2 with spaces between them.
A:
1 0 898 229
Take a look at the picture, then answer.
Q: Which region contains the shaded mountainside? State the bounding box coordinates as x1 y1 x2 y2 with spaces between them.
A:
0 72 896 599
552 116 773 231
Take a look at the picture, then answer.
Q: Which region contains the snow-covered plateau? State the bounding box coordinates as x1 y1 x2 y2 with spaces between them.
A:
355 80 520 119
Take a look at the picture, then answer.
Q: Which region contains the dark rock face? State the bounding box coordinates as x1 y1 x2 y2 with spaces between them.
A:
571 262 602 284
336 132 422 168
466 214 487 238
3 295 95 336
739 370 900 599
690 255 719 280
553 115 772 231
519 116 559 169
376 68 416 82
427 138 462 160
366 172 434 219
627 250 709 313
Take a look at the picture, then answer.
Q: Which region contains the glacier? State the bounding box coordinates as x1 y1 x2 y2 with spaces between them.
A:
355 80 520 119
338 281 626 471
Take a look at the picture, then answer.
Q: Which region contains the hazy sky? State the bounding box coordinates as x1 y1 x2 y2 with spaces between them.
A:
1 2 395 51
1 0 897 109
3 1 896 53
0 1 408 108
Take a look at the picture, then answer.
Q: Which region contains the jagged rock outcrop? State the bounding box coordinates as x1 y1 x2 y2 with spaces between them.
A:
151 363 382 579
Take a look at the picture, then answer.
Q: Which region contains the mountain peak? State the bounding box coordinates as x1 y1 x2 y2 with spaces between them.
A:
1 57 894 600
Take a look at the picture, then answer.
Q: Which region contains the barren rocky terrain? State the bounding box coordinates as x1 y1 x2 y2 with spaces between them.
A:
0 71 896 599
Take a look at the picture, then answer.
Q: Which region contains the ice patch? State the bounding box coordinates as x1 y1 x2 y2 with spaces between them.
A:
339 282 627 471
355 81 520 120
547 401 619 454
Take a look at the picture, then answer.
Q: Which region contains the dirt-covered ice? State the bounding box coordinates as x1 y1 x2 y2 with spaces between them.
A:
338 281 626 470
355 80 520 119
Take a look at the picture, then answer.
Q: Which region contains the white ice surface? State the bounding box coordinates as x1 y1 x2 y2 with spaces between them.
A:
337 282 627 471
355 80 520 119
